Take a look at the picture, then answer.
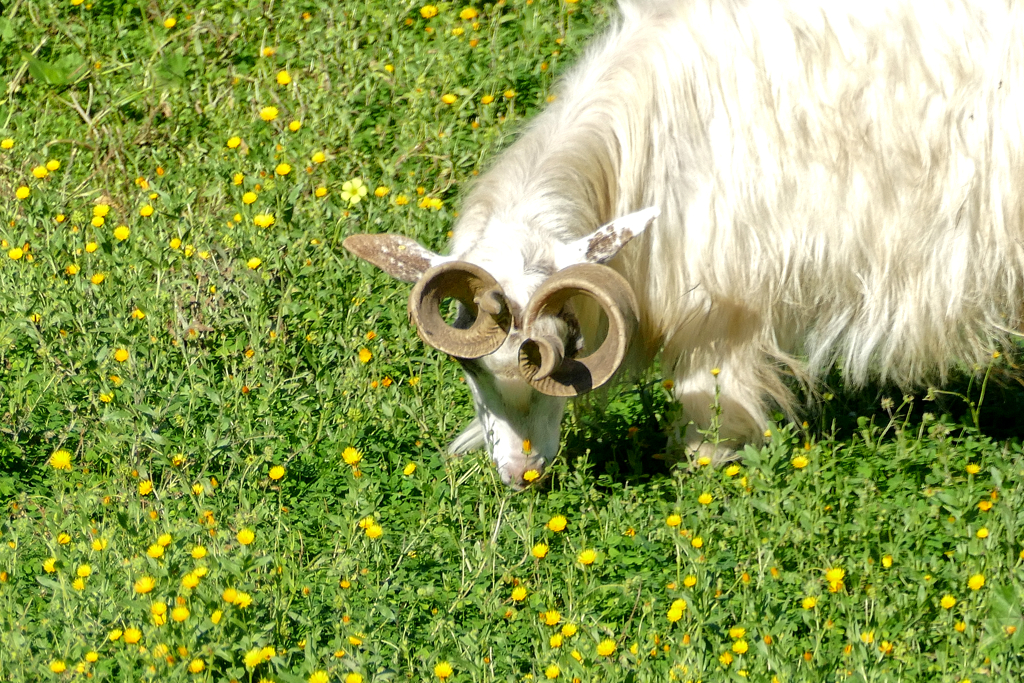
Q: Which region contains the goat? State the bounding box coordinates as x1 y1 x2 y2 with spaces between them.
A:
345 0 1024 488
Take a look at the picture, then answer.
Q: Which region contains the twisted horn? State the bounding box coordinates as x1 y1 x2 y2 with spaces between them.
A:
518 263 638 396
409 261 511 359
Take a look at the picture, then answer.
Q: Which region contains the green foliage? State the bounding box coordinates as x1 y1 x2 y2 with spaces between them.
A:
0 1 1023 682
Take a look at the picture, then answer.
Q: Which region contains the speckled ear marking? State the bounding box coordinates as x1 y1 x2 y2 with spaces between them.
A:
343 233 450 283
556 206 660 268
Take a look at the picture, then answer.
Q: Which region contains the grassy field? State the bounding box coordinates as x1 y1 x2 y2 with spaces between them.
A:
1 1 1023 681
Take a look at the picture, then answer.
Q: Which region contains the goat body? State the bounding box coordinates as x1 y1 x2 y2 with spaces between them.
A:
347 0 1024 487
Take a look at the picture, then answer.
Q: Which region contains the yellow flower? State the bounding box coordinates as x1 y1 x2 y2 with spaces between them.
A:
124 628 142 644
421 5 439 18
968 573 985 590
978 500 993 511
511 586 527 601
541 610 560 626
50 449 72 470
698 493 713 505
163 17 176 28
0 138 12 149
460 7 478 20
91 215 105 228
395 194 409 205
114 348 129 362
8 247 23 260
243 648 262 668
312 151 326 164
236 528 255 545
191 545 207 559
188 659 205 673
826 567 845 592
343 446 362 465
57 532 71 544
522 469 540 482
77 563 91 578
342 674 362 683
729 627 746 640
170 238 181 249
365 524 383 539
247 257 262 269
227 136 241 148
733 639 749 654
941 595 957 609
259 106 279 121
966 463 980 474
545 664 560 679
276 70 292 85
140 204 154 217
791 455 809 469
341 178 368 205
33 165 48 179
242 191 257 204
578 549 597 565
138 480 153 495
233 173 244 185
802 596 817 610
85 651 98 663
532 543 549 559
441 93 458 104
725 464 741 476
882 555 893 568
147 544 164 558
16 186 29 200
860 630 874 644
66 264 80 275
547 515 567 532
113 225 130 241
667 606 683 623
172 606 189 622
504 89 516 99
683 575 697 588
977 527 989 539
720 651 733 666
315 186 327 198
43 557 57 573
275 163 291 176
403 462 417 476
691 536 703 548
50 661 67 673
211 609 222 624
253 213 275 228
270 465 285 480
182 573 200 589
92 538 108 551
108 629 123 641
134 576 156 594
666 514 681 527
596 639 616 656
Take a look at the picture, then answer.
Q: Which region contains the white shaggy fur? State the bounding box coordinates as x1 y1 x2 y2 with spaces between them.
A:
443 0 1024 475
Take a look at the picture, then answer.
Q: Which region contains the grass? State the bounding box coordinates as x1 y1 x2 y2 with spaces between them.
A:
1 1 1023 681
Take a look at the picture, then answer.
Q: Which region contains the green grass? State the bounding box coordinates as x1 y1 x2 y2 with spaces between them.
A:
1 1 1023 682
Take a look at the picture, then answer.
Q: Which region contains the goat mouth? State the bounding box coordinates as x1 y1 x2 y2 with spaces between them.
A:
498 454 549 489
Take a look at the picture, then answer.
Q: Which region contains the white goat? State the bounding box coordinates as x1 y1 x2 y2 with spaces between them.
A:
346 0 1024 488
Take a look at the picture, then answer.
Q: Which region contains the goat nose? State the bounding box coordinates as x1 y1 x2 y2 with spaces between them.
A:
501 456 547 489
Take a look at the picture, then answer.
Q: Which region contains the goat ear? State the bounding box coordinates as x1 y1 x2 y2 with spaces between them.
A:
343 233 452 283
555 206 660 268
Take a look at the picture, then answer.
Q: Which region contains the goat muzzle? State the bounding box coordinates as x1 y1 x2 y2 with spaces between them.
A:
408 261 511 359
517 263 638 396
